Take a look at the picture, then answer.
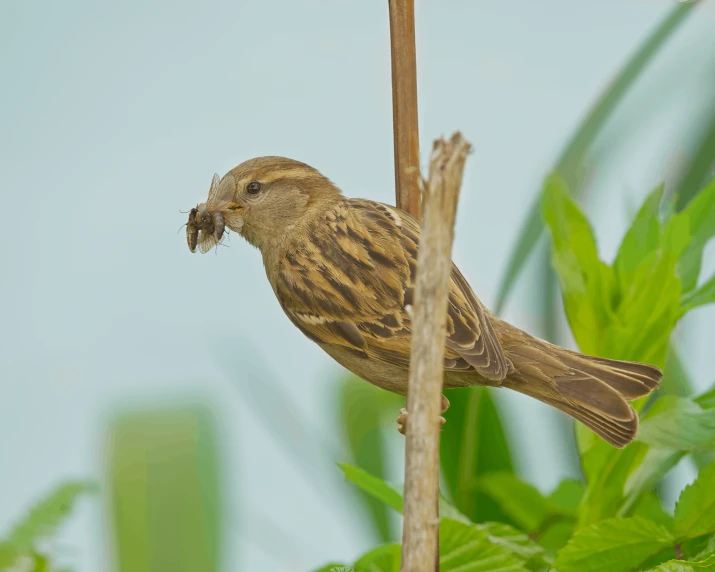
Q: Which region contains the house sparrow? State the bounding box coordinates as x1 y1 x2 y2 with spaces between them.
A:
186 156 661 448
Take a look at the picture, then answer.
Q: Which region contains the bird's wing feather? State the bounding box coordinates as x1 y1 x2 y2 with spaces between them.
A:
275 198 510 380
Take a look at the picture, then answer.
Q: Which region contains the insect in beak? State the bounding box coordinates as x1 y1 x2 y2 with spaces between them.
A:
186 203 226 253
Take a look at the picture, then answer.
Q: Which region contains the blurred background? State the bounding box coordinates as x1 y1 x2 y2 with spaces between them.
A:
1 0 715 570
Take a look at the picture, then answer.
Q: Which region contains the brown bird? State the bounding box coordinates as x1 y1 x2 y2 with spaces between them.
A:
186 156 661 448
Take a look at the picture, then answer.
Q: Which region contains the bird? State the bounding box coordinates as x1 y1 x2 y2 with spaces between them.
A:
186 156 662 448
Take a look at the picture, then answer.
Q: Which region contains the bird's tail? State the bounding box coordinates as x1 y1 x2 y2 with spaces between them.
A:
503 341 662 448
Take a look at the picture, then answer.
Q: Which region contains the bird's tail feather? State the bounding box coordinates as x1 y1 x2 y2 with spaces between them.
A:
503 344 662 448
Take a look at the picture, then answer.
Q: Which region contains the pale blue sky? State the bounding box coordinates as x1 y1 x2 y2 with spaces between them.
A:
2 0 715 570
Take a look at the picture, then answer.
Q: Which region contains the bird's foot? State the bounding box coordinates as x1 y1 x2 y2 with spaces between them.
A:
397 395 450 436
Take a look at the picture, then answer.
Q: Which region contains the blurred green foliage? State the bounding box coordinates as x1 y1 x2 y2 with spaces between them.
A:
106 406 222 572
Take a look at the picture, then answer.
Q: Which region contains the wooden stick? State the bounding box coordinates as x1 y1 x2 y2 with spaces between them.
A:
388 0 421 219
401 133 471 572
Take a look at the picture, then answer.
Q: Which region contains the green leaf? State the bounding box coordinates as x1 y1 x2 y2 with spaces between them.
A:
107 407 221 572
6 481 95 553
614 184 664 291
675 176 715 292
553 516 674 572
646 553 715 571
439 519 527 572
537 520 576 553
477 522 553 570
623 448 684 516
338 464 471 525
441 387 514 524
339 375 401 542
579 440 646 526
541 173 613 355
495 1 698 312
675 460 715 540
682 273 715 312
696 384 715 410
338 464 403 514
353 544 400 572
638 397 715 451
476 473 550 533
312 566 352 572
629 491 675 530
547 480 585 517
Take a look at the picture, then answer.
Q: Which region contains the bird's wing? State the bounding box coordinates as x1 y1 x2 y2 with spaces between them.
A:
275 198 510 381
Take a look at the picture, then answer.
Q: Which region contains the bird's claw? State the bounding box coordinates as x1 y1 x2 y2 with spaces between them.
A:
397 407 447 436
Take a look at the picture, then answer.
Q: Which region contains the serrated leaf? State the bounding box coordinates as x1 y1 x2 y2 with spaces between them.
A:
312 564 351 572
476 473 550 533
646 552 715 571
441 387 514 524
6 482 95 553
553 516 674 572
477 522 553 570
439 519 527 572
638 397 715 451
675 460 715 540
353 544 400 572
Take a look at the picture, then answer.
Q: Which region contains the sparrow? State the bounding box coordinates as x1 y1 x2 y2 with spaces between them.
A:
186 156 662 448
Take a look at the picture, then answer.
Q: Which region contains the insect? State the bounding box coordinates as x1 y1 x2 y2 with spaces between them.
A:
186 174 226 253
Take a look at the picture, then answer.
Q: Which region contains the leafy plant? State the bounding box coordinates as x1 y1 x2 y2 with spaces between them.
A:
0 481 94 572
314 174 715 571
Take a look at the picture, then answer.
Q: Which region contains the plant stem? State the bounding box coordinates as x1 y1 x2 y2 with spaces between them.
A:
401 133 470 572
388 0 421 219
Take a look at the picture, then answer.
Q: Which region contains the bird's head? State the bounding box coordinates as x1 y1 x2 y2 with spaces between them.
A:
186 156 341 253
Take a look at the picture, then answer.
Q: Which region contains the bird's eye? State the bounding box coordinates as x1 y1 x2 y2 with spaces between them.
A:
246 181 262 195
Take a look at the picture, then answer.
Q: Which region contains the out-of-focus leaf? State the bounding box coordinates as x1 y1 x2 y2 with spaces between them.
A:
675 177 715 292
682 273 715 312
675 460 715 541
439 519 527 572
638 396 715 451
106 406 222 572
476 473 550 533
441 386 514 524
547 480 585 517
353 544 400 572
312 565 352 572
537 520 576 553
696 384 715 409
646 553 715 572
661 347 695 398
338 464 471 524
553 516 673 572
495 1 698 312
623 448 684 516
578 441 645 526
339 375 401 542
673 104 715 212
338 464 403 514
629 491 675 530
3 481 94 555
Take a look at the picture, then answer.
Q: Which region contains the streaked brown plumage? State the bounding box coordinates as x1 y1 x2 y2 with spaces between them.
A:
187 156 662 448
